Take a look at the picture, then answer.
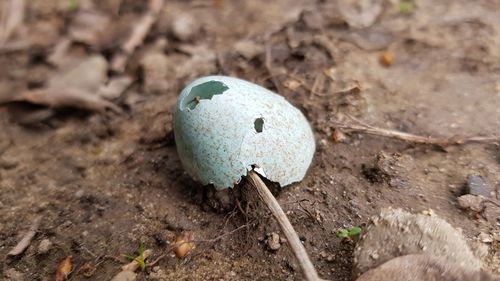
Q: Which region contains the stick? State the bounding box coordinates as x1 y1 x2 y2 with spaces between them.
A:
7 216 40 257
110 0 164 72
0 0 25 45
333 116 500 146
247 171 320 281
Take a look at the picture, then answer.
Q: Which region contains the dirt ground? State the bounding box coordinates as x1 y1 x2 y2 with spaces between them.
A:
0 0 499 280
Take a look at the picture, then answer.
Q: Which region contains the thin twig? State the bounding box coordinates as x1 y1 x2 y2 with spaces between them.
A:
111 0 164 72
247 171 320 281
7 216 41 257
0 0 25 45
333 115 500 146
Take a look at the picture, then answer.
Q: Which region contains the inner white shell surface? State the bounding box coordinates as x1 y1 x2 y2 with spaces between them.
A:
173 76 315 190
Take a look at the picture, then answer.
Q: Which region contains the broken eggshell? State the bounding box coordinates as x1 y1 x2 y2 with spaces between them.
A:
173 76 315 190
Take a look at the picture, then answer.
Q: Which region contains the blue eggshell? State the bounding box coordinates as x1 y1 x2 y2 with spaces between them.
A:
173 76 315 190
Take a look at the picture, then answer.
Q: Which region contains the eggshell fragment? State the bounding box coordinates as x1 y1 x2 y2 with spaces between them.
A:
173 76 315 190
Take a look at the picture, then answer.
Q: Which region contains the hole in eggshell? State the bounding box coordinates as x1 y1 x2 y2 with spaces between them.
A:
254 118 264 133
182 80 229 110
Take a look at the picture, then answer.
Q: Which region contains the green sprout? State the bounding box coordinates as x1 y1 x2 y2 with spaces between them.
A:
123 241 146 271
399 1 415 13
68 0 78 12
336 226 362 239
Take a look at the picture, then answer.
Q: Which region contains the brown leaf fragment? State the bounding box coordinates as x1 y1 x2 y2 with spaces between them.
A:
10 88 122 113
69 11 111 46
78 262 97 277
0 54 121 114
0 0 25 45
7 217 40 257
98 76 133 99
55 256 72 281
111 0 165 72
49 55 108 93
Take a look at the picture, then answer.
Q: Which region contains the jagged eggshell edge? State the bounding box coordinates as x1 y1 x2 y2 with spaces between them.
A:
173 76 315 190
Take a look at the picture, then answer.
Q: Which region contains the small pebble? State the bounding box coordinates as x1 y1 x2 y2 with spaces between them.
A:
457 195 484 212
478 232 493 243
267 232 281 251
171 14 199 41
38 238 52 255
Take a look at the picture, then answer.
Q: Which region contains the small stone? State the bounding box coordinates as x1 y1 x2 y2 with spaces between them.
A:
370 252 379 260
457 195 484 212
149 266 167 280
234 40 263 60
267 232 281 251
38 239 52 255
171 14 199 42
466 175 491 198
478 232 493 243
111 271 136 281
420 209 434 216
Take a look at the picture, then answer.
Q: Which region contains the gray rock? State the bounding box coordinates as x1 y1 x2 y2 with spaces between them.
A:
353 208 481 276
466 175 492 198
356 254 500 281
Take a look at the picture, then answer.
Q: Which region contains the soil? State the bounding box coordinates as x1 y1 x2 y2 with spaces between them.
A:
0 0 499 280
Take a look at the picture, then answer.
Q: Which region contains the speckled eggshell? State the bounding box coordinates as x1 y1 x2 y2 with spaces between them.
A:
173 76 315 190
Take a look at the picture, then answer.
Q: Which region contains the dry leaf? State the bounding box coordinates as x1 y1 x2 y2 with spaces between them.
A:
11 88 121 113
78 262 97 277
69 11 111 46
98 76 133 99
1 55 122 114
0 0 25 44
55 256 72 281
173 233 194 259
49 55 108 92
